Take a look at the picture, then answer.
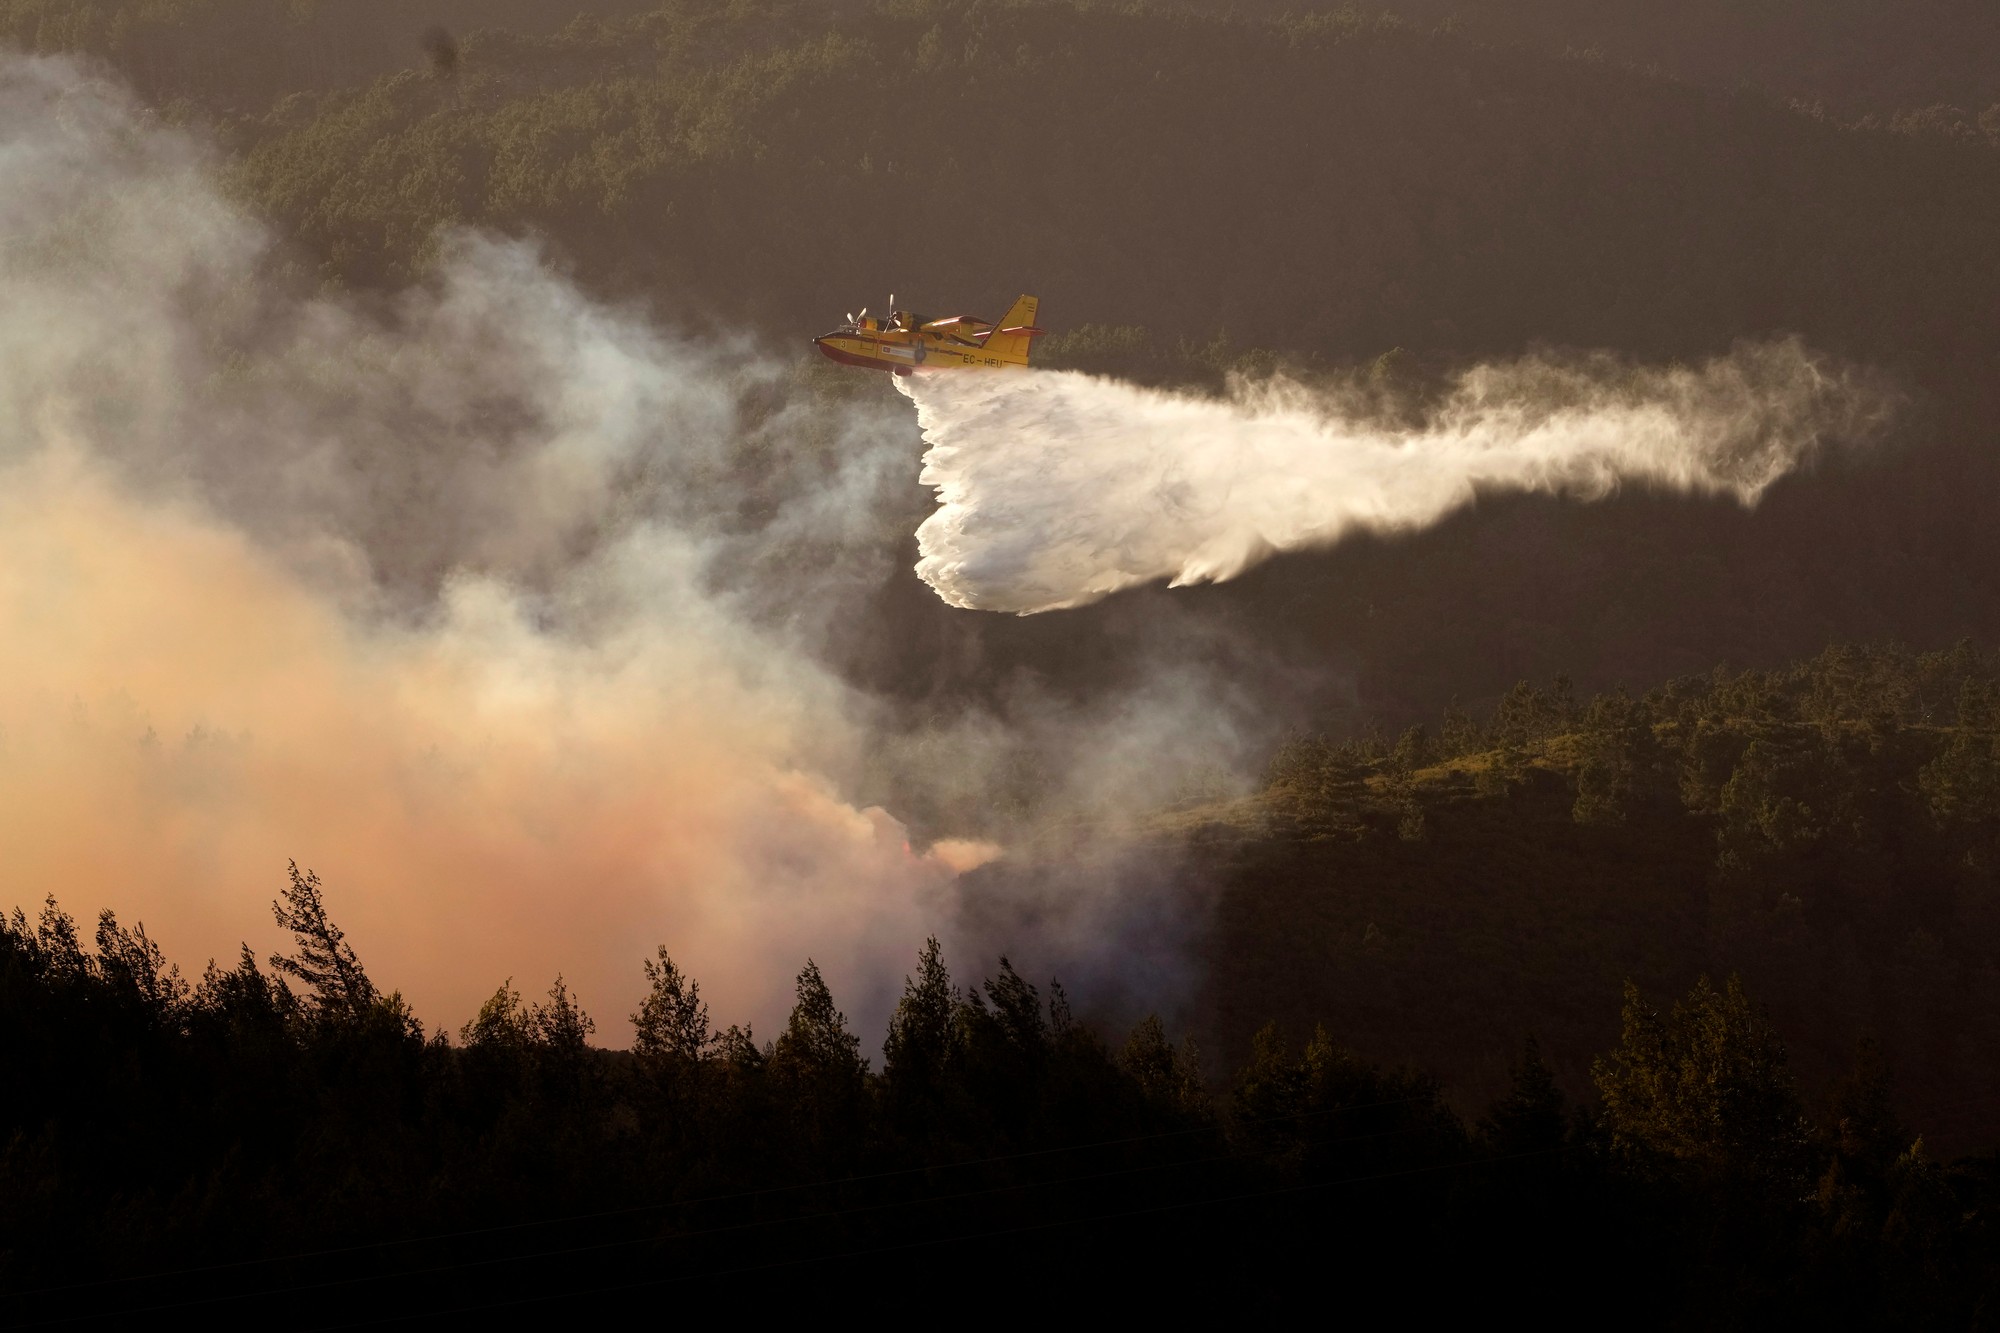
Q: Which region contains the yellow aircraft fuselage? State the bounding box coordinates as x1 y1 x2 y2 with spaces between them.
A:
814 294 1042 374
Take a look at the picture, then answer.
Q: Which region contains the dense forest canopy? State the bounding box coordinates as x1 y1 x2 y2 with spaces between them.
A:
4 756 1997 1318
1343 0 2000 121
215 3 2000 374
4 0 1996 366
14 0 2000 135
1209 640 2000 1150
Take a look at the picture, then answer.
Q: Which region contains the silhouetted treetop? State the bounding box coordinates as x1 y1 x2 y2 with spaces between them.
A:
270 860 377 1017
632 945 712 1070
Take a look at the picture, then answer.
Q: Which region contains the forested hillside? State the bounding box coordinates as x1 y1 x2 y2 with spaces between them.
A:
17 0 2000 127
212 1 1999 376
6 3 2000 1314
1338 0 2000 122
1195 641 2000 1152
6 0 2000 721
0 0 657 110
9 0 1996 367
5 817 1998 1319
212 0 2000 730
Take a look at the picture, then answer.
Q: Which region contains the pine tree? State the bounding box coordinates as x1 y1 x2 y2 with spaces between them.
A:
93 910 188 1024
269 862 376 1018
530 975 595 1052
1122 1015 1210 1120
192 944 295 1034
770 960 866 1150
460 978 532 1050
631 947 711 1070
33 896 89 982
1593 975 1809 1190
883 937 958 1096
770 962 861 1084
1572 689 1666 827
983 957 1047 1052
1479 1035 1567 1157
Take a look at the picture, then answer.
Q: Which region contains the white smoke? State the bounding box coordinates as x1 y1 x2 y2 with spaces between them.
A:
0 52 983 1043
905 347 1890 614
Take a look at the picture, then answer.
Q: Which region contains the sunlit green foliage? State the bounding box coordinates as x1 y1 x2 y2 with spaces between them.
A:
1594 975 1809 1188
1217 641 2000 1162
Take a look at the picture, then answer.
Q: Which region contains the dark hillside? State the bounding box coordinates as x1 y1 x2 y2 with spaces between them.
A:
142 0 2000 731
5 841 1998 1320
217 2 2000 383
0 0 658 111
1361 0 2000 124
10 6 2000 727
16 0 2000 130
1104 642 2000 1154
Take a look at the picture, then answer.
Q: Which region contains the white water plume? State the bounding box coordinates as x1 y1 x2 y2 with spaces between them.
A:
904 345 1890 614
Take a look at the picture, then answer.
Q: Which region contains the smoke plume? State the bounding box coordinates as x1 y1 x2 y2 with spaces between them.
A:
0 50 1892 1049
905 349 1891 614
0 53 988 1041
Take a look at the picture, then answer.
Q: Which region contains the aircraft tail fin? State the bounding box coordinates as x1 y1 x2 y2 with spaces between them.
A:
980 294 1043 364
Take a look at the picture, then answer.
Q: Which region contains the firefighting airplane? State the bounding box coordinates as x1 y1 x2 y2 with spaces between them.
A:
814 294 1043 373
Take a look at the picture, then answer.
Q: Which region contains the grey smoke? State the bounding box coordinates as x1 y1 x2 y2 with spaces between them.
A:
0 52 1248 1047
